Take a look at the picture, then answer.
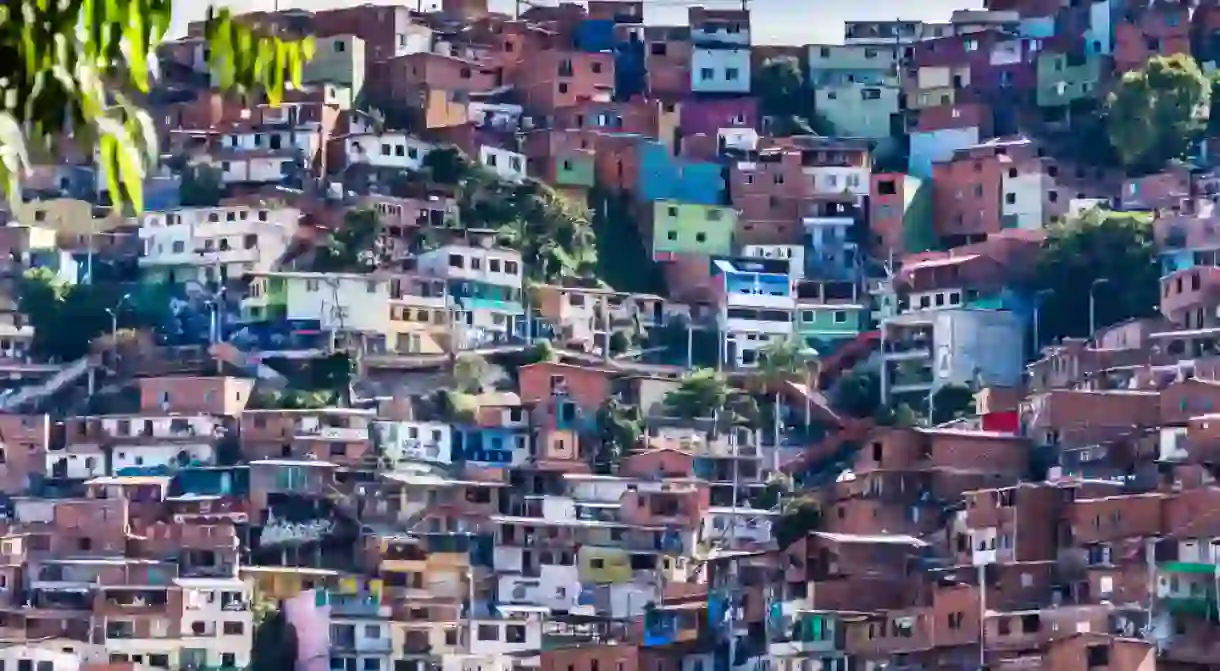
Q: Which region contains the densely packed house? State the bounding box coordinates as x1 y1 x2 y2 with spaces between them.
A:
11 0 1220 670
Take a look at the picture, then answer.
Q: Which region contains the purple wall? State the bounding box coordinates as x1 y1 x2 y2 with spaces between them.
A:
679 97 760 137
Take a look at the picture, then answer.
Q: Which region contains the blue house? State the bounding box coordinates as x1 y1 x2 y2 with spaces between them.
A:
637 141 726 205
451 427 529 466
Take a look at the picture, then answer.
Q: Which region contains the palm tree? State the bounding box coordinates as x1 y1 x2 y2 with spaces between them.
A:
453 353 488 394
758 338 820 450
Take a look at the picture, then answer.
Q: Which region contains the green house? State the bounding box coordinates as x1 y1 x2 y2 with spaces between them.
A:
1036 50 1102 108
554 151 595 188
798 304 868 346
651 200 736 260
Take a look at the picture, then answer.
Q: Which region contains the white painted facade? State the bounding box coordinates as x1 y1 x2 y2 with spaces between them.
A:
478 146 527 182
417 245 524 290
467 617 542 656
372 420 453 465
496 561 581 611
0 645 81 671
741 245 805 279
241 273 393 334
139 205 300 281
698 507 775 546
803 166 869 198
1001 170 1048 229
177 577 254 669
346 133 434 171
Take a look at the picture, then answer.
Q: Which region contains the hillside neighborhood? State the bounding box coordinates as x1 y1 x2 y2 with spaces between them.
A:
3 0 1220 670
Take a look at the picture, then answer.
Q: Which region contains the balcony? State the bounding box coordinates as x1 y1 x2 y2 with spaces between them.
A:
881 338 932 360
327 591 392 618
295 424 369 442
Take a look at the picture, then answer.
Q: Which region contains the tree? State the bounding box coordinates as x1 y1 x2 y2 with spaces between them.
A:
592 397 641 474
774 496 821 549
0 4 313 212
753 56 834 137
250 604 299 671
1107 53 1210 174
758 338 819 449
422 145 474 185
1032 208 1159 343
663 368 730 419
608 330 630 356
663 368 760 428
453 353 488 394
311 208 383 272
929 383 976 425
830 369 881 419
18 267 168 362
178 164 223 207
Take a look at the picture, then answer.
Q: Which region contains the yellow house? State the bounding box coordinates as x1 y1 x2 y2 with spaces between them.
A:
388 274 451 355
578 546 632 583
10 198 125 245
239 566 340 599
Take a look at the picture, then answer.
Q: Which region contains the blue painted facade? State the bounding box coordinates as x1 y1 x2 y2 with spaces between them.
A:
576 20 616 52
171 466 249 497
452 427 527 465
449 280 524 315
636 141 726 205
723 272 791 298
1161 249 1196 276
615 40 646 100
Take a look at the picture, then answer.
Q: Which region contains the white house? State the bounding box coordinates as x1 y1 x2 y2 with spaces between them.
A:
139 205 299 285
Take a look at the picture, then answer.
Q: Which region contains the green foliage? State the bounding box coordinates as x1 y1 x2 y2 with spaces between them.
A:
592 397 642 474
929 383 976 425
250 605 299 671
453 353 488 394
663 368 759 426
1107 53 1210 174
664 368 729 419
830 369 881 419
424 147 597 284
589 189 666 294
311 208 383 272
0 2 313 211
774 496 821 549
524 340 556 365
179 164 224 207
422 145 475 185
759 337 819 386
438 390 479 423
18 268 168 362
874 402 922 427
1032 208 1159 342
608 330 630 356
753 57 834 137
250 389 338 410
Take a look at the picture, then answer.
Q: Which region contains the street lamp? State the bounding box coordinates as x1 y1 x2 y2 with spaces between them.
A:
1089 278 1110 341
1032 289 1053 357
799 345 819 430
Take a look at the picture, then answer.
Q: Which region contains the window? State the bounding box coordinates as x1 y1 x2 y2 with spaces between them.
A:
449 254 464 268
506 624 527 643
223 621 244 635
832 310 847 324
1005 193 1016 205
695 232 707 243
362 660 380 671
477 625 498 641
381 144 391 156
558 82 569 94
591 62 603 74
667 205 679 217
706 209 722 221
726 68 739 80
335 40 345 52
861 88 881 100
666 231 678 241
877 179 896 196
700 68 714 80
